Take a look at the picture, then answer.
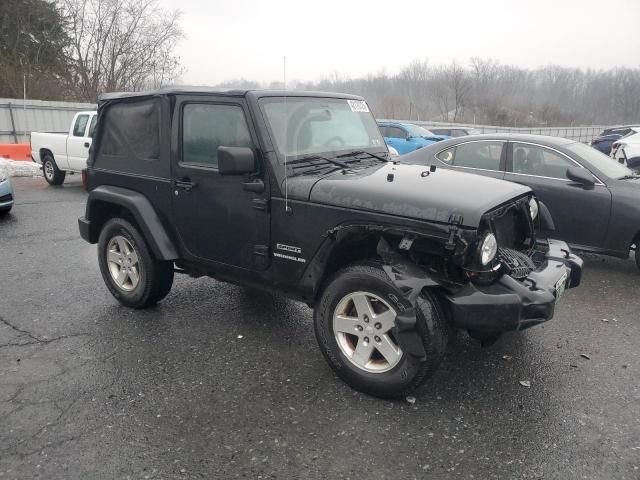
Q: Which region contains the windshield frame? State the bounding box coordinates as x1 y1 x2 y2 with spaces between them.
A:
257 96 388 165
565 141 634 180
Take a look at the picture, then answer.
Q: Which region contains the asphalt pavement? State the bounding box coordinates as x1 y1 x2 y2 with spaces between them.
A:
1 176 639 479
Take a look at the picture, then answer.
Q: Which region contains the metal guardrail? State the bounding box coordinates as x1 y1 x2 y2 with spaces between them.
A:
0 98 97 144
403 120 610 144
0 99 621 145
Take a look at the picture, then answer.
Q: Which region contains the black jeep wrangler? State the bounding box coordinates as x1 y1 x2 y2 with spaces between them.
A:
79 88 582 398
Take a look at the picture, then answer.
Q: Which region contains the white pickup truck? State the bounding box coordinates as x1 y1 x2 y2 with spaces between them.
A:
31 111 97 185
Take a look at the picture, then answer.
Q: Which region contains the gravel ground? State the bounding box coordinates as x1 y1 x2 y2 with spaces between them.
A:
1 176 639 479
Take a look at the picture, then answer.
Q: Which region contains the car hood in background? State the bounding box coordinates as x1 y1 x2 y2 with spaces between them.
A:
287 163 531 227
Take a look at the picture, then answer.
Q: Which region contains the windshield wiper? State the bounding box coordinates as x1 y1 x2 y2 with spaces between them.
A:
618 174 640 180
335 150 390 163
285 154 351 177
287 154 350 169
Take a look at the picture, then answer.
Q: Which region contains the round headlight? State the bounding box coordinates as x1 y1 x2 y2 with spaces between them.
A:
480 233 498 266
529 198 539 220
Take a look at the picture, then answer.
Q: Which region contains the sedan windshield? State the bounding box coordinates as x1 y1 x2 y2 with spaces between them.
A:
567 142 634 179
260 97 385 160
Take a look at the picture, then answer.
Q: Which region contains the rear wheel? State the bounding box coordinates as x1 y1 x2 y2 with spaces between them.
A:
635 246 640 271
314 262 449 398
42 154 65 186
0 206 11 216
98 217 174 308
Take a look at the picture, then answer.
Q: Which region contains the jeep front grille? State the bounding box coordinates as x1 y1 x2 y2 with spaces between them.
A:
498 247 535 279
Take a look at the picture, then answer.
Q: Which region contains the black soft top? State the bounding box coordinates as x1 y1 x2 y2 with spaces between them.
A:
99 87 365 103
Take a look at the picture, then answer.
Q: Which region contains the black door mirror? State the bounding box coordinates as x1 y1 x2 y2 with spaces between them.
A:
566 166 595 188
218 147 255 175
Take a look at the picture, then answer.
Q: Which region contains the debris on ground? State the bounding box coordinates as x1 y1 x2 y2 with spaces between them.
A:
580 354 591 360
601 318 609 323
406 396 416 405
519 380 531 388
502 355 512 361
237 335 244 339
0 158 40 178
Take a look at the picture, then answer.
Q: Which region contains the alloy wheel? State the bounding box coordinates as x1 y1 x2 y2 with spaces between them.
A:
106 235 141 291
333 291 403 373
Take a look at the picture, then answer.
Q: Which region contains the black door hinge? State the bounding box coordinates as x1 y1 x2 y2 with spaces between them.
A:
252 198 269 212
253 245 270 270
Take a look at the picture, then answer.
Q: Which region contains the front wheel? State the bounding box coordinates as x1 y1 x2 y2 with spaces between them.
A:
42 154 65 186
314 263 449 398
98 217 174 308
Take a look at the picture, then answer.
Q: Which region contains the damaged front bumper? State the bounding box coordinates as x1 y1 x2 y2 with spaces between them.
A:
444 239 583 332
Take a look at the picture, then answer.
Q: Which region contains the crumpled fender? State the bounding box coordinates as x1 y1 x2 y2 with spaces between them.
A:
376 237 439 360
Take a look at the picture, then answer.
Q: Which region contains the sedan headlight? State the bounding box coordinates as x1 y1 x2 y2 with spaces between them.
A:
529 198 539 220
480 233 498 266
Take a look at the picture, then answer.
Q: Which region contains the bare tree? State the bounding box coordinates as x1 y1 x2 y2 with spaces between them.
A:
60 0 184 102
215 57 640 127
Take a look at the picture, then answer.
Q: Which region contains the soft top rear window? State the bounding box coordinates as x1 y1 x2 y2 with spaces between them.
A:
98 99 160 160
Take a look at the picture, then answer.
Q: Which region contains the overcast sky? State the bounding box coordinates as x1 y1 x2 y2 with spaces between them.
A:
161 0 640 85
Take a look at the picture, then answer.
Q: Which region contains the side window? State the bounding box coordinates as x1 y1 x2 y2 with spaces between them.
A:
88 115 97 138
437 141 504 171
450 129 466 137
388 127 407 139
182 104 253 168
511 143 575 179
73 115 89 137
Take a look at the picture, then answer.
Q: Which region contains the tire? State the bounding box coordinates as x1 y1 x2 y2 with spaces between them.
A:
635 246 640 271
314 262 449 398
97 217 174 309
0 206 11 216
42 154 66 186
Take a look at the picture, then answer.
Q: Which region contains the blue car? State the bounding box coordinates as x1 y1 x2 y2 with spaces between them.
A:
377 121 449 155
0 174 14 215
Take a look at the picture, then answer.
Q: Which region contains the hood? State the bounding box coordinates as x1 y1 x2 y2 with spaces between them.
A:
289 163 531 227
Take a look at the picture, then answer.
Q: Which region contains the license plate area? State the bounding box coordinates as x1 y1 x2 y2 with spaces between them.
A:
554 271 569 303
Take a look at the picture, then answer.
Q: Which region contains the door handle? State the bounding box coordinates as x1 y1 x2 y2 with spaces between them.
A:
84 142 90 148
243 179 264 193
174 179 197 191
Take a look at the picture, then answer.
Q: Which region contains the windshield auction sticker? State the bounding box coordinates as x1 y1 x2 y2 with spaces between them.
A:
347 100 370 113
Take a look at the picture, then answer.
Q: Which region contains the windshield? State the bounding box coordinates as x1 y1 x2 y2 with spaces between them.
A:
404 124 435 137
260 97 385 160
567 142 634 179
